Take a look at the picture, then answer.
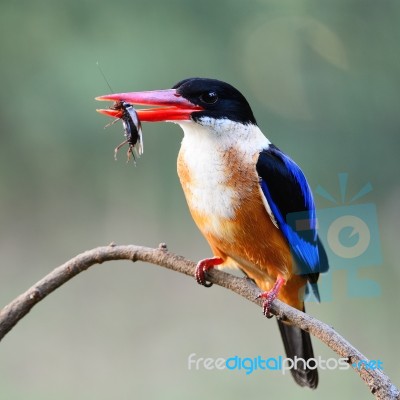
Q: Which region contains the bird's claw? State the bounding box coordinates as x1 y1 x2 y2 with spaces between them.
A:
256 291 278 318
195 257 224 287
256 276 286 318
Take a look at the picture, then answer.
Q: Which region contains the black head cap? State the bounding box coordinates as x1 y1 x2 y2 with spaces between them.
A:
172 78 257 125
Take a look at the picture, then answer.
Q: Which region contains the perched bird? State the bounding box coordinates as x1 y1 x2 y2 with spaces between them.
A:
96 78 329 389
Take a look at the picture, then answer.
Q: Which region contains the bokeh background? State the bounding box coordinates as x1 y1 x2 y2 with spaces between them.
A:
1 0 399 399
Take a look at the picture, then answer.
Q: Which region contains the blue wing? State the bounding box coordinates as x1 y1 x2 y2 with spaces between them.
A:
256 145 329 289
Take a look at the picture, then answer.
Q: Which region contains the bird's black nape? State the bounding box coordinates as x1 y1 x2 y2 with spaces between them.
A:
172 78 257 125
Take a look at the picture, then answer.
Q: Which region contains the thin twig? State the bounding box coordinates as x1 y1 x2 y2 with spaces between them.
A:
0 243 398 399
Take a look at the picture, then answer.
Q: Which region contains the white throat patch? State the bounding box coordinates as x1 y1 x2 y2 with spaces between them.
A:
176 119 271 220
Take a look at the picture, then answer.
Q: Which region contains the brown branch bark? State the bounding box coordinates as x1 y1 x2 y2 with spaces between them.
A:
0 243 398 399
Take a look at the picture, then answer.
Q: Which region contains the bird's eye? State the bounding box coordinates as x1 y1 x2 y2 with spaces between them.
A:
200 91 218 104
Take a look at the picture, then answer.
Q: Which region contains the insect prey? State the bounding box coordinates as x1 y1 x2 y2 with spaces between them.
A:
108 101 144 163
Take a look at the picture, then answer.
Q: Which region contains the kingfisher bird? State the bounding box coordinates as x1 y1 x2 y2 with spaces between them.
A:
96 78 329 389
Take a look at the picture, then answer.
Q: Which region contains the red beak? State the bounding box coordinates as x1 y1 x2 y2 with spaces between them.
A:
95 89 203 122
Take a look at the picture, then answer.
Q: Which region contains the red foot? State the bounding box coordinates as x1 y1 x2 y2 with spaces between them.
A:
195 257 223 287
256 276 286 317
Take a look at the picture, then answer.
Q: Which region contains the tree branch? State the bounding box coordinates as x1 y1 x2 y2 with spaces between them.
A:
0 243 398 399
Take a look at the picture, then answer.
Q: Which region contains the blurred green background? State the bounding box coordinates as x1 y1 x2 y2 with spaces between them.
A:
0 0 399 398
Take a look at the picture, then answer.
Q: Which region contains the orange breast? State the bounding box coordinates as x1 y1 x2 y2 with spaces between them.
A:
177 147 307 309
